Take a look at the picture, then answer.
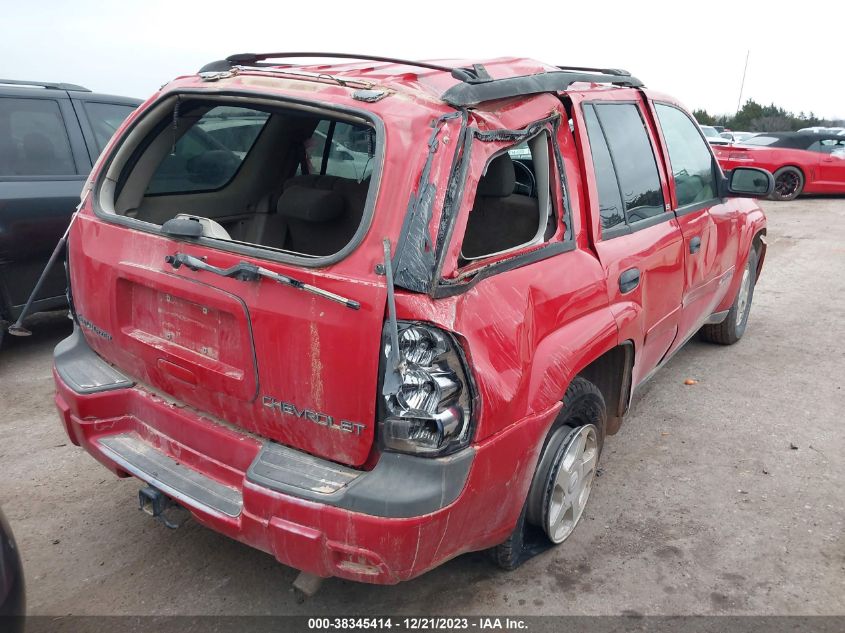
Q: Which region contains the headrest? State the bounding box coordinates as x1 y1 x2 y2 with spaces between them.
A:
277 185 344 222
477 153 515 198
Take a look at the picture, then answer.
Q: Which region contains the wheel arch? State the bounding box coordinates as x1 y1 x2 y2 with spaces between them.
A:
777 163 805 177
575 341 634 436
531 339 635 461
524 307 620 419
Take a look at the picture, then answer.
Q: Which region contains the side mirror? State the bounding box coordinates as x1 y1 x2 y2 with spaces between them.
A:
723 167 774 198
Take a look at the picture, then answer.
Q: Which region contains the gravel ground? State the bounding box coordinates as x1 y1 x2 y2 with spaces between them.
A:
0 198 843 617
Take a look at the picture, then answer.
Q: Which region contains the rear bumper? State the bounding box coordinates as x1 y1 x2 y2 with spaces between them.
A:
53 328 558 584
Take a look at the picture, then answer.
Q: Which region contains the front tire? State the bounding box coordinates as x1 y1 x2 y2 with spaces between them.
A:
769 166 804 201
700 248 758 345
493 377 605 569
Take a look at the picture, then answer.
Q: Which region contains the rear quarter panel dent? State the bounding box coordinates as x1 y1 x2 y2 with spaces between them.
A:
398 248 614 442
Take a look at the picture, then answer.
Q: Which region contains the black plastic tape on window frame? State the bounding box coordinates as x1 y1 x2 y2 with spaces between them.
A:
548 116 573 242
434 119 472 266
431 112 571 287
392 111 465 293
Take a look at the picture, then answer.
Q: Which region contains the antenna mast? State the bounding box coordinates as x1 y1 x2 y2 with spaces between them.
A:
736 50 750 113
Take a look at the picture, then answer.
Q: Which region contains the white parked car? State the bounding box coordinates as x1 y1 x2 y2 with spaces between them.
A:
721 131 757 144
700 125 731 145
797 126 845 135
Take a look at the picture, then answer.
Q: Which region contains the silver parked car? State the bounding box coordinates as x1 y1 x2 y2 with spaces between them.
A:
700 124 731 145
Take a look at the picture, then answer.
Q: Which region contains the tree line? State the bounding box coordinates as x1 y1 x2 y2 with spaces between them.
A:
693 99 845 132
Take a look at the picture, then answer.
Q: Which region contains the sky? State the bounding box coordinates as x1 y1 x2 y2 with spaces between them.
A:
2 0 843 119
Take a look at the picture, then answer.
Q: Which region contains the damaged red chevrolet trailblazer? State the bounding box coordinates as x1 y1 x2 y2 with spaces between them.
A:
53 53 773 587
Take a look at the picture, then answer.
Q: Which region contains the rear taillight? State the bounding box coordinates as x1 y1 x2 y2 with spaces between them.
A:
379 322 474 456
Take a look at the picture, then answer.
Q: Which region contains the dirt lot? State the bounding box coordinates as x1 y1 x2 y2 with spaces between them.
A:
1 198 843 617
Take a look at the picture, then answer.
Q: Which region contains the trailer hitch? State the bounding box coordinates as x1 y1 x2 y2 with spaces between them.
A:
138 486 190 530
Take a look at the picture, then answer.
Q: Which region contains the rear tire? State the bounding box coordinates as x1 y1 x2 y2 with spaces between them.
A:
769 166 804 201
493 377 605 570
700 248 758 345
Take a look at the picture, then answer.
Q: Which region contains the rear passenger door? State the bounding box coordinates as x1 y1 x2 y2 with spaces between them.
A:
578 99 685 385
650 102 726 346
0 92 89 318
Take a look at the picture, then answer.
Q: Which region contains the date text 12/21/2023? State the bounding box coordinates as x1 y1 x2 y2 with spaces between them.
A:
307 618 529 630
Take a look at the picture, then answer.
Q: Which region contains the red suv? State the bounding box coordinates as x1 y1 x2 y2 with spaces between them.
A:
52 54 773 586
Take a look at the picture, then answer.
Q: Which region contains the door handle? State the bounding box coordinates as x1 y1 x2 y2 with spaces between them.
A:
690 236 702 254
619 268 641 294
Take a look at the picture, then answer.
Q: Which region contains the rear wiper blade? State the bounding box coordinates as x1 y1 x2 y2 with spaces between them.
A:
165 253 360 310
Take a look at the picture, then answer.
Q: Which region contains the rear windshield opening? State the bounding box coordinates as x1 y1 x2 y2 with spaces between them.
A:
104 98 378 259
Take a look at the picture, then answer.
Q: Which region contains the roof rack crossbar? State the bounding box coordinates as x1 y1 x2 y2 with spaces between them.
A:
0 79 90 92
441 71 644 107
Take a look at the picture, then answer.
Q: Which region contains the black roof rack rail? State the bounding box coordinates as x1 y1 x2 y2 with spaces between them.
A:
441 70 643 107
196 53 641 108
199 52 458 74
556 65 632 76
0 78 91 92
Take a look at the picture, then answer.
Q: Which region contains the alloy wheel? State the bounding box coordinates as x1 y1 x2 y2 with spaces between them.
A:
545 424 599 544
736 263 752 327
775 172 800 197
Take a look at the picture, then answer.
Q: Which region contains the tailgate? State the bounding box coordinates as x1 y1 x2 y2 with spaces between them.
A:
69 213 386 466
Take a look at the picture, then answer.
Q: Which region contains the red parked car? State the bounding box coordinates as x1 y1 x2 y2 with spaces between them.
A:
714 132 845 200
52 53 772 588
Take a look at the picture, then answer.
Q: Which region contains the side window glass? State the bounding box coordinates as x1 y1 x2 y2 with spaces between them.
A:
82 102 137 153
460 131 556 262
146 105 270 195
196 107 266 154
304 120 375 182
810 139 845 153
0 98 76 176
582 105 625 230
594 103 665 224
654 103 717 206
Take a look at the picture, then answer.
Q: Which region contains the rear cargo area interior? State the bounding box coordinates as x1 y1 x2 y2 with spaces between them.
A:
104 97 377 257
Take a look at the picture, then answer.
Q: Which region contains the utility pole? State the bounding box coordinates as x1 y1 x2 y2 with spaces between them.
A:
736 50 750 114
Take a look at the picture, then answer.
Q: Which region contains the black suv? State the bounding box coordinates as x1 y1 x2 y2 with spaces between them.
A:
0 79 140 333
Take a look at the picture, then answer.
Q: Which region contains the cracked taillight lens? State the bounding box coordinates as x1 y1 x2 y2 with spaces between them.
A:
380 322 473 456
